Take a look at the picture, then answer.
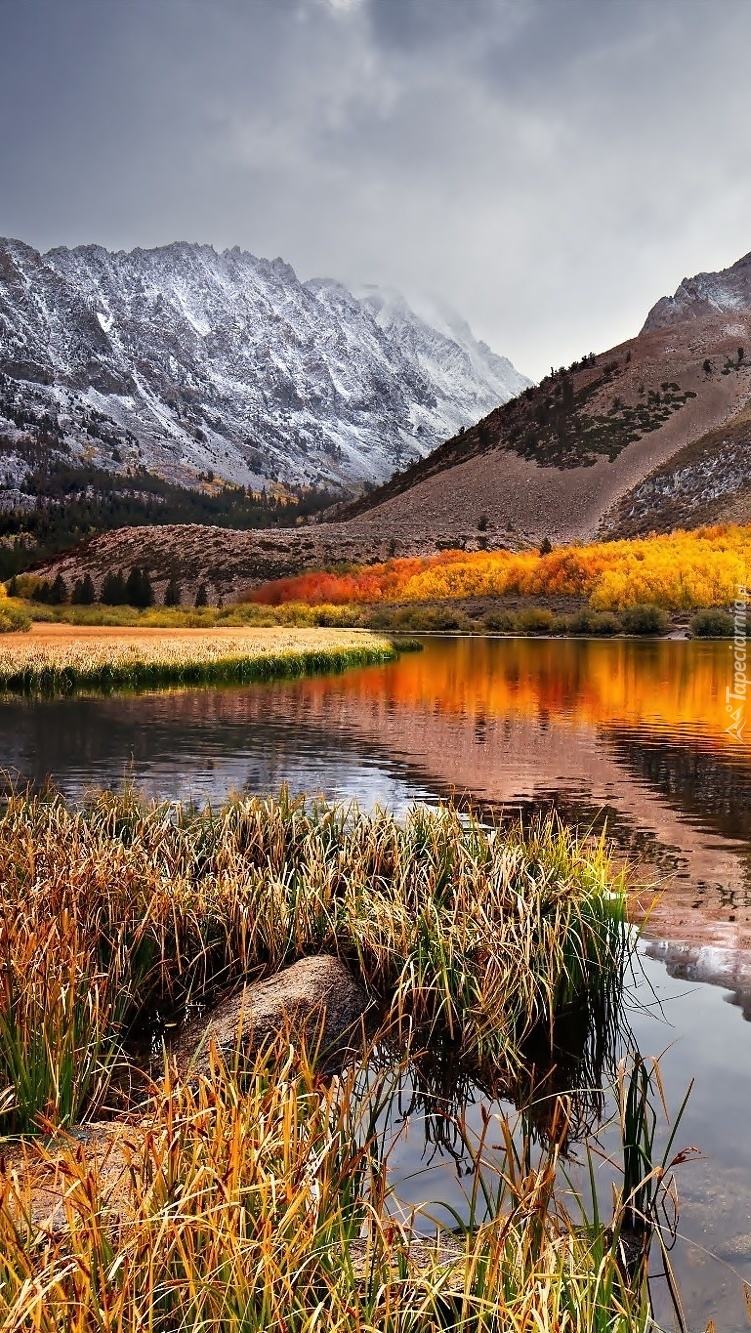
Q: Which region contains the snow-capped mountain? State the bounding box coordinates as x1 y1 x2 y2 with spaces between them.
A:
0 238 530 492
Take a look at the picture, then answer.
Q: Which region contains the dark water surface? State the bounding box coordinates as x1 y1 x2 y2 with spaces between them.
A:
3 636 751 1329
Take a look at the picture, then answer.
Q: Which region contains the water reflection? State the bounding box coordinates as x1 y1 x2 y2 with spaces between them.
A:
3 638 751 970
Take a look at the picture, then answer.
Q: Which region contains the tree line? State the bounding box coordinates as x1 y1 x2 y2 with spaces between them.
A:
8 567 209 609
0 455 343 580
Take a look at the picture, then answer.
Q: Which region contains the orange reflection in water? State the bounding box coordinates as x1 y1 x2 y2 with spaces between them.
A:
294 637 751 963
314 637 746 756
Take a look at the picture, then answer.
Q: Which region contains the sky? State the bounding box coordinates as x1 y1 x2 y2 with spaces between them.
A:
2 0 751 379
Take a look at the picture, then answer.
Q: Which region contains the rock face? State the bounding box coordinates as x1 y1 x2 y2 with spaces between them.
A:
641 250 751 332
0 237 530 494
172 954 370 1079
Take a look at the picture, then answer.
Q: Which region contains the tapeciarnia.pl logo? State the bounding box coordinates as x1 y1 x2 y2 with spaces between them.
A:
726 586 748 743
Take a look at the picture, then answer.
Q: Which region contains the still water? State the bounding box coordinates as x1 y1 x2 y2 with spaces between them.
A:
3 636 751 1329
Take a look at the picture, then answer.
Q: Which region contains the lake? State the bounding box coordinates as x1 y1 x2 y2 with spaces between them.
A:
3 635 751 1329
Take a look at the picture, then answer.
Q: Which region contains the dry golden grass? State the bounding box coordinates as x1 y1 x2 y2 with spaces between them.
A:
0 790 658 1330
0 1040 653 1333
0 624 395 692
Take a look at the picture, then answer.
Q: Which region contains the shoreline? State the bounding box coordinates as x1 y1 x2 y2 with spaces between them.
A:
0 625 397 694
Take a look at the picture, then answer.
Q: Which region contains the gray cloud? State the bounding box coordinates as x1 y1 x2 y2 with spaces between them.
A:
1 0 750 377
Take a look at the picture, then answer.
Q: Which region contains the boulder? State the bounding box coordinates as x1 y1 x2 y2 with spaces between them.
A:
0 957 370 1236
171 953 370 1079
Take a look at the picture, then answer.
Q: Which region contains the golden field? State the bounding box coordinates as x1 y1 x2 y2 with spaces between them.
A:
0 624 396 692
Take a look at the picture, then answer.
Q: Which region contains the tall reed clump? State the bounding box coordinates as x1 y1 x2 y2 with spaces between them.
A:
0 789 629 1135
0 1038 653 1332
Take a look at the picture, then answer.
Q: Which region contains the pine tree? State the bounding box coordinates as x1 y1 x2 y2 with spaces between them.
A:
72 574 95 605
101 570 127 605
194 583 208 608
164 574 182 607
50 574 68 605
126 566 154 609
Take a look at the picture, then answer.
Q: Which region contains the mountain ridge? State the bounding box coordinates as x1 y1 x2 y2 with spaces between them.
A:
27 244 751 600
0 236 530 499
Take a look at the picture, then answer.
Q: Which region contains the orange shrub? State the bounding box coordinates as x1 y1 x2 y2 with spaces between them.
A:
247 526 751 612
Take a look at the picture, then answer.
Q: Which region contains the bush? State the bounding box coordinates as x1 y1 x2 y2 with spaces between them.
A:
621 603 669 636
690 608 736 638
0 603 31 633
314 604 362 628
365 606 475 635
483 609 516 633
568 609 622 637
516 607 558 635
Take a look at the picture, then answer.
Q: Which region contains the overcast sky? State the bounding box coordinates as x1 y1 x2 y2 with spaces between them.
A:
2 0 751 378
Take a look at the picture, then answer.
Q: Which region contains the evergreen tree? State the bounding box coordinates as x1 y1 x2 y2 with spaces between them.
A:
72 574 95 605
126 566 154 609
50 573 68 605
164 574 182 606
100 570 127 604
194 583 208 608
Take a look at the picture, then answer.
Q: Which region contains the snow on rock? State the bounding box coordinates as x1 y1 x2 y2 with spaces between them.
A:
642 250 751 333
0 238 531 492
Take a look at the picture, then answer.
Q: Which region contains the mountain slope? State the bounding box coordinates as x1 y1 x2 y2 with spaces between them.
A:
327 250 751 544
0 238 529 498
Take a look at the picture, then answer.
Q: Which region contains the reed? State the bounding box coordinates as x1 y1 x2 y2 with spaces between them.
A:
0 1038 653 1332
0 627 396 694
0 790 666 1330
0 790 628 1135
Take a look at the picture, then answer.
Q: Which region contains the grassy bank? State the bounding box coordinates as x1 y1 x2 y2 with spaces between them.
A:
0 790 646 1329
0 625 396 693
1 593 730 640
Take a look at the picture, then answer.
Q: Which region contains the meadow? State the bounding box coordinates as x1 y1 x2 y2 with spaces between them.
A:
0 789 659 1331
247 524 751 614
0 624 396 693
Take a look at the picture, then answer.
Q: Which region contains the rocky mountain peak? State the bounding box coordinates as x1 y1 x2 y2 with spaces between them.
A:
642 249 751 333
0 237 530 495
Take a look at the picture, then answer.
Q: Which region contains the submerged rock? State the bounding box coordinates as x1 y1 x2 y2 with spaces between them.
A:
172 953 370 1079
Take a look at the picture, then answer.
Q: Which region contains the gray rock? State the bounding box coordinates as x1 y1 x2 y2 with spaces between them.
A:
172 953 370 1078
